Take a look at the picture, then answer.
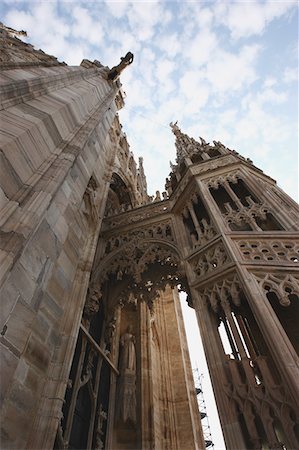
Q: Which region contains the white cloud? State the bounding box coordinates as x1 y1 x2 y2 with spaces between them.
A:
206 44 260 92
179 71 210 111
156 33 182 57
155 59 175 80
126 1 171 42
184 28 218 66
283 67 298 83
104 0 130 19
71 6 103 46
263 77 277 88
218 0 297 39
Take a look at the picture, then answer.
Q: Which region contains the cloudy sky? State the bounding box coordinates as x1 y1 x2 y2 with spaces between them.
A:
2 0 298 201
2 1 298 448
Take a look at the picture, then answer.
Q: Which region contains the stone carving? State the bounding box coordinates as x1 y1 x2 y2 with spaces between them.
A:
83 287 102 328
107 52 134 81
0 23 63 67
187 217 217 249
103 201 170 229
99 239 181 287
104 220 174 256
191 155 238 178
119 326 136 373
205 171 240 189
237 239 299 263
198 274 241 313
83 177 100 224
224 355 299 449
169 122 236 166
253 272 299 307
95 405 107 450
191 242 229 278
223 200 270 230
81 347 96 386
105 312 118 350
154 190 161 201
117 326 137 424
271 186 299 224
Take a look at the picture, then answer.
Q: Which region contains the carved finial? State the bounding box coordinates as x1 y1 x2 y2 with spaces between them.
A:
169 121 181 135
199 136 208 146
107 52 134 81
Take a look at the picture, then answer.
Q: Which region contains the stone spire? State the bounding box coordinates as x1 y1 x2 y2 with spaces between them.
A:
169 121 206 163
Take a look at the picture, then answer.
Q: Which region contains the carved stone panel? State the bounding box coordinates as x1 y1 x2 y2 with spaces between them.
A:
252 272 299 306
204 170 240 189
103 201 170 229
103 220 174 256
197 274 241 313
224 355 299 449
189 240 230 281
236 238 299 264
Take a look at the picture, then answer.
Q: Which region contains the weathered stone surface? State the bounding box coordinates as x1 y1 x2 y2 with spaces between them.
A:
0 343 18 404
9 262 37 305
4 298 35 352
24 334 51 373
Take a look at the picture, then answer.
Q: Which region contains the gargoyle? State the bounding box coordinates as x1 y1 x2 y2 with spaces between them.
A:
107 52 134 81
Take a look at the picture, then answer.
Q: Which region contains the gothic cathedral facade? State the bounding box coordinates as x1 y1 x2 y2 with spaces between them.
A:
1 27 299 450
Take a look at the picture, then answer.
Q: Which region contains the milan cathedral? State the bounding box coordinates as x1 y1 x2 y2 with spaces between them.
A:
1 25 298 450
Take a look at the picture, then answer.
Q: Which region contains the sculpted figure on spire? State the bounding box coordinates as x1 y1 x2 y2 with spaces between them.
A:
169 121 181 136
107 51 134 81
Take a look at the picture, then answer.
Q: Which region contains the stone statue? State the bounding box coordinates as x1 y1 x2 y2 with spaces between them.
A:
117 325 137 424
154 190 161 202
169 121 181 137
119 325 136 373
107 52 134 81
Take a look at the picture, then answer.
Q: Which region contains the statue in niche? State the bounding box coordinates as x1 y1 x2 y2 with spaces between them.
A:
117 325 137 425
120 325 136 373
83 177 99 224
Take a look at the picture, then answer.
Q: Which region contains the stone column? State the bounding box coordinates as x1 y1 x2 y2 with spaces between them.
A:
237 266 299 410
191 288 247 450
222 180 244 210
186 201 202 240
105 306 121 449
138 300 155 449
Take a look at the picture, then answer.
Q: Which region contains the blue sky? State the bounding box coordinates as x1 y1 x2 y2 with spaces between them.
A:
1 1 298 448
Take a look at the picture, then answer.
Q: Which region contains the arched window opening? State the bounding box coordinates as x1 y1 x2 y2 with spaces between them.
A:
229 220 252 231
228 179 258 206
104 173 134 216
266 291 299 355
182 209 198 242
207 148 221 158
218 318 239 359
193 194 212 224
210 186 238 213
69 383 92 450
191 153 204 164
56 286 116 450
178 160 187 177
256 212 284 231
